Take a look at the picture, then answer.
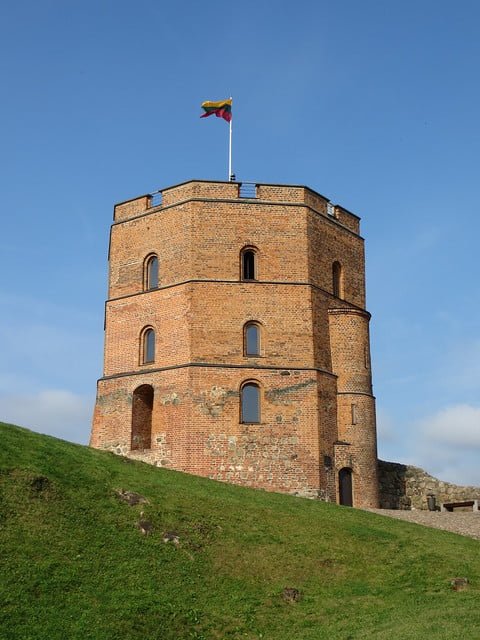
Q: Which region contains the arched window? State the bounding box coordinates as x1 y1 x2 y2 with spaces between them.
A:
131 384 153 450
142 327 155 364
241 248 257 281
144 254 159 291
332 261 343 298
244 322 260 356
240 381 260 423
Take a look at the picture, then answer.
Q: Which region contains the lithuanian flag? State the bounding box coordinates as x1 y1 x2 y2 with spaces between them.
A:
200 99 232 123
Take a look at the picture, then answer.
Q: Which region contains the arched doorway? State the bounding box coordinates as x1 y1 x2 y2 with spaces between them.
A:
339 467 353 506
131 384 153 450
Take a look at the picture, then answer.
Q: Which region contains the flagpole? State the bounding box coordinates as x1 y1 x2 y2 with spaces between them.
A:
228 96 233 181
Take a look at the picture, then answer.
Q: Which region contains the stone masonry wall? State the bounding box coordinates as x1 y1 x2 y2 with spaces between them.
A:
93 367 335 499
378 459 480 510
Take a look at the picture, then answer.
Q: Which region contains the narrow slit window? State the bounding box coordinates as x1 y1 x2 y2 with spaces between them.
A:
241 382 260 423
351 403 357 425
242 250 256 280
332 261 343 298
245 323 260 356
143 328 155 364
364 345 370 369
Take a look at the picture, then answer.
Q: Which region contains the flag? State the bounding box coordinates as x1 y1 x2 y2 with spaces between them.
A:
200 99 232 123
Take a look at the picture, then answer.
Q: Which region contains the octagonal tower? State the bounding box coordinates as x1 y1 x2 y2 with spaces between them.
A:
91 180 379 507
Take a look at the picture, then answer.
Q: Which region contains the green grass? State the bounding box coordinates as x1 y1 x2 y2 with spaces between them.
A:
1 422 479 640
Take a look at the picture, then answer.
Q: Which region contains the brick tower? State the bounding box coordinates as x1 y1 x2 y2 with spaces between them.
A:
91 180 379 508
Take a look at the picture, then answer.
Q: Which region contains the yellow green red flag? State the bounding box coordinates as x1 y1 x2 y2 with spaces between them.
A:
200 99 232 123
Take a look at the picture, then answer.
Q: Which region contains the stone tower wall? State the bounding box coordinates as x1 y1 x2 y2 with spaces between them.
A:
378 460 480 510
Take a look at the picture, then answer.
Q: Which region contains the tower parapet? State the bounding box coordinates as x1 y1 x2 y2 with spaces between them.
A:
113 180 360 233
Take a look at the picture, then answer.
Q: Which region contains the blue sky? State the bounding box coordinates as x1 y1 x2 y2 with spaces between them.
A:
1 0 480 485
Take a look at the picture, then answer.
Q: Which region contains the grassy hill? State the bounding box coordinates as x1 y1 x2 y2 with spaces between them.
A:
1 422 479 640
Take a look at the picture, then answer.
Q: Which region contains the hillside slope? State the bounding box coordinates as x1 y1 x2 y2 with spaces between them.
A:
1 422 479 640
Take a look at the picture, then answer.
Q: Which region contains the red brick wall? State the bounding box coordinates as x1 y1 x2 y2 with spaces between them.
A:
91 180 379 507
328 308 379 507
92 367 331 497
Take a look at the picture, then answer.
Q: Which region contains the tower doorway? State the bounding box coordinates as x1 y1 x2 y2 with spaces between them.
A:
131 384 153 450
339 467 353 506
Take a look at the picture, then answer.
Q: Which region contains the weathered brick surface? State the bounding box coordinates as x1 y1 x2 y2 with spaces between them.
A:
91 180 379 507
328 308 379 507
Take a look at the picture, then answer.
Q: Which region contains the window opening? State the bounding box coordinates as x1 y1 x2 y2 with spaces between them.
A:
150 191 163 207
332 261 343 298
239 182 257 198
242 250 256 280
351 403 357 425
364 345 370 369
241 382 260 423
145 255 159 290
143 328 155 364
245 323 260 356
